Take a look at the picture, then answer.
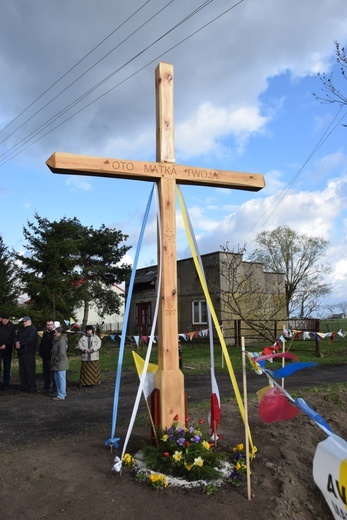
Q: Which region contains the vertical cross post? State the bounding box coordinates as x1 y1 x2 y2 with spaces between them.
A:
154 63 185 427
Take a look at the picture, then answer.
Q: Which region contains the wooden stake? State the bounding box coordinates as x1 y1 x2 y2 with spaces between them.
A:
282 337 286 389
241 336 252 501
145 398 158 446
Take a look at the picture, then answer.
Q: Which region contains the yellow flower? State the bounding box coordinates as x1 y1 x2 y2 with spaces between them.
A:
173 451 183 462
161 434 168 442
122 453 134 467
235 462 241 471
194 456 204 467
184 462 193 471
149 473 168 488
202 440 210 450
233 443 244 452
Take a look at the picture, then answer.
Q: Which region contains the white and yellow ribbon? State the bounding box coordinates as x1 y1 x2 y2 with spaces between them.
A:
177 186 255 454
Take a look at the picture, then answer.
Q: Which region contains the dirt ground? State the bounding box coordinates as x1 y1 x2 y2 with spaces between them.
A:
0 364 346 520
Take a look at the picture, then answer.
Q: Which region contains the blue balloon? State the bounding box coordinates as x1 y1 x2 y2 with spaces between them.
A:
264 362 317 379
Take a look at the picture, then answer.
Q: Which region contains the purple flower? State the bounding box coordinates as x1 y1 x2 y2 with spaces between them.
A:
190 435 201 443
189 427 194 434
169 435 175 441
167 427 174 435
177 437 185 446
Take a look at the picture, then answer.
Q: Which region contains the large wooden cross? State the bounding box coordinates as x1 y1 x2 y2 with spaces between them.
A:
46 62 265 428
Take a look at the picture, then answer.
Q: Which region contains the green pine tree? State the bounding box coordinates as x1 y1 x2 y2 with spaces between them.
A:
0 235 21 315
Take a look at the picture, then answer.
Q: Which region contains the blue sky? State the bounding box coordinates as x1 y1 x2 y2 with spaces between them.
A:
1 0 347 311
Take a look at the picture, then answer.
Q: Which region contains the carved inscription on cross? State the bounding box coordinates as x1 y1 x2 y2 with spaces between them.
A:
46 62 265 428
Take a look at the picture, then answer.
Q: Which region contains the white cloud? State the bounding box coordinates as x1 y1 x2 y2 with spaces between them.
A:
313 151 346 180
177 205 219 233
325 242 347 303
65 176 92 192
192 168 347 255
261 169 287 196
176 102 270 159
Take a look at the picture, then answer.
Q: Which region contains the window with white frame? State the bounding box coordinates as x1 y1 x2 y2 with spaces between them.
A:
192 300 207 324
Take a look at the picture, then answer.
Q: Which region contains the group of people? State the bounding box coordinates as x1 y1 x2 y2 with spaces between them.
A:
0 315 102 401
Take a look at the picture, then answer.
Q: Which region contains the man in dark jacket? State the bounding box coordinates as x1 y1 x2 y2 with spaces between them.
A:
39 320 56 395
0 315 16 389
15 316 38 393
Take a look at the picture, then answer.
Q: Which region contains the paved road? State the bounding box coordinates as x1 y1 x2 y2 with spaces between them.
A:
0 363 346 449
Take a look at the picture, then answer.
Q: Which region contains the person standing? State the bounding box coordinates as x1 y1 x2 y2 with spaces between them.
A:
77 325 101 387
39 320 56 395
0 315 16 390
15 316 38 393
51 326 69 401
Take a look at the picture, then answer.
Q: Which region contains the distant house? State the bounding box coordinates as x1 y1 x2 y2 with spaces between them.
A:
74 283 125 332
126 251 287 342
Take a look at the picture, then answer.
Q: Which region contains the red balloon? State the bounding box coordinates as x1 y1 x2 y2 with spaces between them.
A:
259 387 300 423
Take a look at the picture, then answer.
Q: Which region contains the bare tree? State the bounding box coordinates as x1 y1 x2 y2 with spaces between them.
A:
219 244 287 343
333 301 347 316
312 41 347 109
250 226 331 317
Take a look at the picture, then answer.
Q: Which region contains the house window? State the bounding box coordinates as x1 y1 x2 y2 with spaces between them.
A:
192 300 207 325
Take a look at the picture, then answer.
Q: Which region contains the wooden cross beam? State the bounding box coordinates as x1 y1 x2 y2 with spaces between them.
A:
46 62 265 428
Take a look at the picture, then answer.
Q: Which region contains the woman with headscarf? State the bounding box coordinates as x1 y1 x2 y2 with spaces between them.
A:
77 325 101 387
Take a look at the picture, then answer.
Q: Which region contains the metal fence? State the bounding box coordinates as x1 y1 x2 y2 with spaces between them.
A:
98 321 123 333
220 318 320 352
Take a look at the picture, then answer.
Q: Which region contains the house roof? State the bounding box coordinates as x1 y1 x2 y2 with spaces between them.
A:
133 268 157 285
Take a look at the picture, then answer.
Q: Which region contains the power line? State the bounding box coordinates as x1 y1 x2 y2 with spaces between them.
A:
0 0 245 166
0 1 150 138
0 0 213 163
0 0 178 160
241 104 347 247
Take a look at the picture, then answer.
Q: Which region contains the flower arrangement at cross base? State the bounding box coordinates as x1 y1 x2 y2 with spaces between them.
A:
117 416 257 492
139 415 228 482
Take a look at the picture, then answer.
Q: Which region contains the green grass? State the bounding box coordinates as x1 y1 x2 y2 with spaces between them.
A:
290 382 347 401
78 334 347 379
320 317 347 332
9 332 347 381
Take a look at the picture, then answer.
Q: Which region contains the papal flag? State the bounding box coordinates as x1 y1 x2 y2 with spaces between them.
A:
132 351 158 400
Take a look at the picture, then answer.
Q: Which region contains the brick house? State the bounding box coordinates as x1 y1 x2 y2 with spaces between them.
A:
126 251 287 343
